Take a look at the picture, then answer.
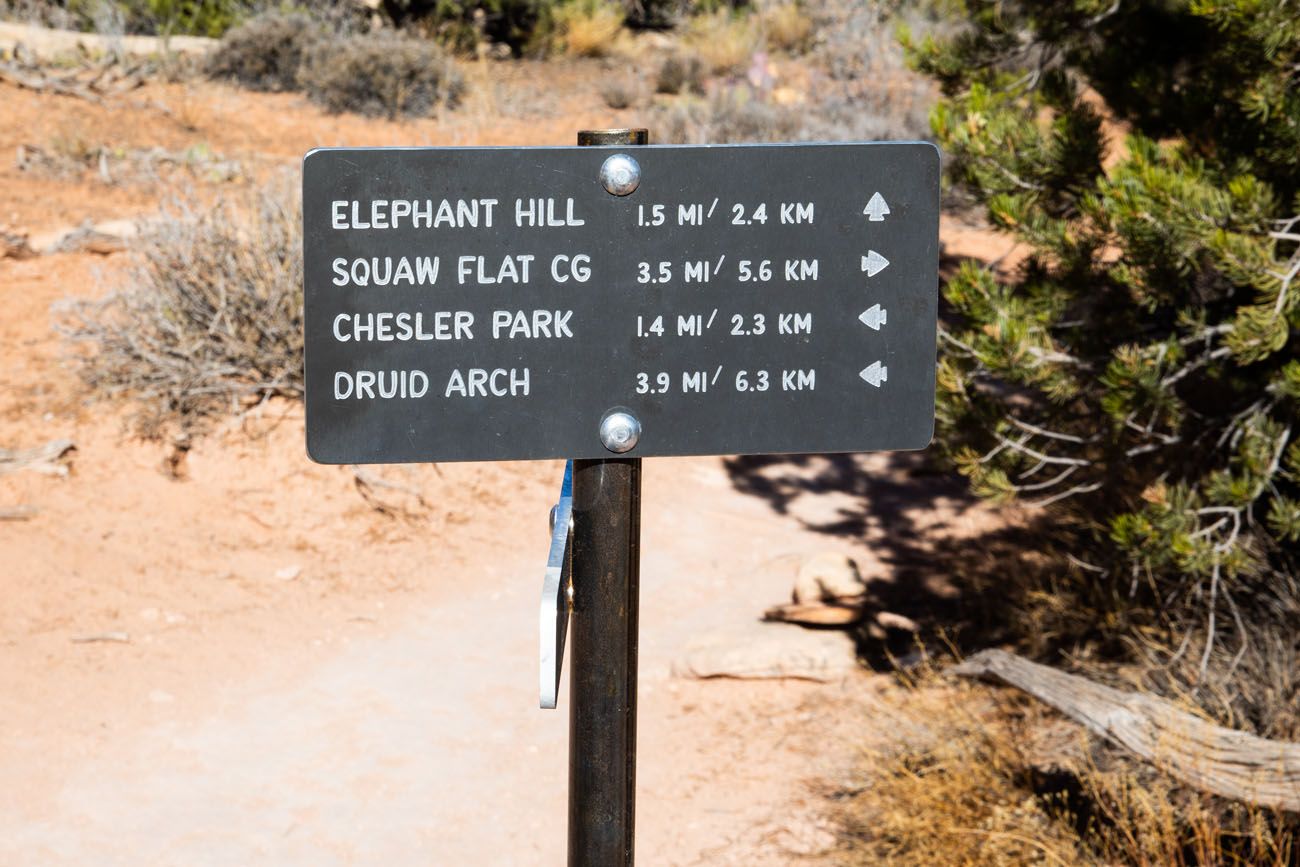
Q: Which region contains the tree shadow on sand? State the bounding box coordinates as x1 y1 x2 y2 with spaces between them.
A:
724 451 1079 667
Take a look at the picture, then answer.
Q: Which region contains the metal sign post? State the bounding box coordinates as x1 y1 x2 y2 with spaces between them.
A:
565 127 645 867
301 130 941 866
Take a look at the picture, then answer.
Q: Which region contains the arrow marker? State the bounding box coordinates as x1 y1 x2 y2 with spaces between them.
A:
859 361 888 388
861 250 890 277
863 192 890 222
859 304 887 330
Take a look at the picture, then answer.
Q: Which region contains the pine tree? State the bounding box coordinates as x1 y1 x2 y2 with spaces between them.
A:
905 1 1300 687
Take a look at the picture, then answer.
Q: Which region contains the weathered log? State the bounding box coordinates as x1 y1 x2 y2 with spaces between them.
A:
951 649 1300 811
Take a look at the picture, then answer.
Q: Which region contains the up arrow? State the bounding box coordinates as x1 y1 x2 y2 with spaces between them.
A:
861 250 890 277
863 192 890 222
859 304 887 330
859 361 888 388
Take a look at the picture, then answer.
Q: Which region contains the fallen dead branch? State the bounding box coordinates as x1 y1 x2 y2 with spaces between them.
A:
17 142 243 188
0 439 76 477
1 224 36 259
70 631 131 644
0 22 216 62
0 505 39 521
0 43 152 103
952 649 1300 812
352 466 430 519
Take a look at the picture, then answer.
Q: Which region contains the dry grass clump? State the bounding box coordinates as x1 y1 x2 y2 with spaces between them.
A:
684 10 758 75
554 0 626 57
205 11 318 92
298 30 464 119
654 51 705 95
833 682 1087 865
830 671 1300 866
658 85 799 143
60 185 302 436
759 2 812 53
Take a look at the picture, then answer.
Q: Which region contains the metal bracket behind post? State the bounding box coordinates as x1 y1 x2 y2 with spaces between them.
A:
540 460 574 709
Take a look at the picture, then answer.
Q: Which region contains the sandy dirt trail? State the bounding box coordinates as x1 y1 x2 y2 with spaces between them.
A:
1 441 887 866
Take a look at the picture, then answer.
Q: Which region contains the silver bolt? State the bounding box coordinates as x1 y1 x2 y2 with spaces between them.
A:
599 410 641 454
599 154 641 197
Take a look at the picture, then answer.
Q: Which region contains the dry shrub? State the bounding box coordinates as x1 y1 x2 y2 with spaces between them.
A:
207 13 466 119
600 76 640 109
654 51 705 95
1081 762 1298 867
298 30 464 119
685 10 757 74
205 11 319 92
759 2 812 53
830 668 1300 867
555 0 626 57
796 0 939 141
1121 600 1300 744
60 185 302 436
833 680 1087 866
657 85 799 143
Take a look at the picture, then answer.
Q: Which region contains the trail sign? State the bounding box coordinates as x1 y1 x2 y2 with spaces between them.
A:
303 142 940 464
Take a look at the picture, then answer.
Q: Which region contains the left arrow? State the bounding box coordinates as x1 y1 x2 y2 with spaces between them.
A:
859 361 889 388
859 304 887 330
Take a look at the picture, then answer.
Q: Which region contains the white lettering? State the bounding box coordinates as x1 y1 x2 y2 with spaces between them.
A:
331 312 474 342
491 310 575 339
392 199 411 227
327 257 438 288
445 368 531 397
329 199 499 230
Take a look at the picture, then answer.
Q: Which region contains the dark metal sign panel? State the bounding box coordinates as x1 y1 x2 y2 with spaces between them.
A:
303 143 939 464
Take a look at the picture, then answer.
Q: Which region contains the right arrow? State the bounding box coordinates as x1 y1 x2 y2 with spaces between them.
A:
859 361 888 388
863 192 890 222
859 304 887 330
861 250 890 277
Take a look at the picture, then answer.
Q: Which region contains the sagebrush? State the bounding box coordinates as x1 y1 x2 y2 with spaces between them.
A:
205 11 318 92
298 29 464 118
208 14 464 119
657 85 799 144
61 186 303 435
